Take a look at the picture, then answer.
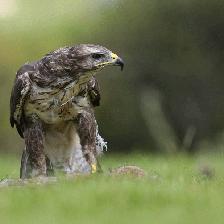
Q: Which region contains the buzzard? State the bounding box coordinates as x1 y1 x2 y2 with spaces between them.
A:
10 44 124 178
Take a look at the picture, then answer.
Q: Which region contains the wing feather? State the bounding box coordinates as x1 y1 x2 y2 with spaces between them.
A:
10 66 31 137
87 76 101 107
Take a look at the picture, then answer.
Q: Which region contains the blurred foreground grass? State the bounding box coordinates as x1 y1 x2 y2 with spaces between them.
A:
1 153 224 224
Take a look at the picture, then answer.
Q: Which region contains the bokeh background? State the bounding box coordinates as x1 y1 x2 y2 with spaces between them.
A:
1 0 224 155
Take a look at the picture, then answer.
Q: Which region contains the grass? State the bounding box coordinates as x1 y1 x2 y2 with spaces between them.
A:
1 152 224 224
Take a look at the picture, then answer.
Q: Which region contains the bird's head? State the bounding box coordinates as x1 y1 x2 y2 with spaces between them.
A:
41 44 124 77
69 44 124 74
44 44 124 77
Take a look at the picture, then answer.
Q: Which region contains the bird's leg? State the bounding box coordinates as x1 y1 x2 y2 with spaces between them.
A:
21 119 47 178
20 148 32 179
76 110 99 173
46 156 54 176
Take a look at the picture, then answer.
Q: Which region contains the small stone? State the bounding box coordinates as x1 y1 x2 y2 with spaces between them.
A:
109 165 146 177
198 164 215 179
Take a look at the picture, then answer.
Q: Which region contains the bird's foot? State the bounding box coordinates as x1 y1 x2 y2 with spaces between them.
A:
91 163 97 174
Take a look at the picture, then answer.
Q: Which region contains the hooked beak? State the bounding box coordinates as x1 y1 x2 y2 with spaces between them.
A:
114 57 124 71
111 53 124 71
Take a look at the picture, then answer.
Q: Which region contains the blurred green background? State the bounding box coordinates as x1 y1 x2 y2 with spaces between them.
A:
1 0 224 155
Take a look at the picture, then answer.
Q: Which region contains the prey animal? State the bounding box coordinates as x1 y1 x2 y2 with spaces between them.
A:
10 44 124 178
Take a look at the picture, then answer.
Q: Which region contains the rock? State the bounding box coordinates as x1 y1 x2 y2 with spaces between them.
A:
109 165 146 177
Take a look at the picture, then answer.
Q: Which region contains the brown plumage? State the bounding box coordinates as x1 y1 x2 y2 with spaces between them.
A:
10 44 124 178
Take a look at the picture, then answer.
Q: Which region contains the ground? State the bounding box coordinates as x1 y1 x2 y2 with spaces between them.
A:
0 152 224 224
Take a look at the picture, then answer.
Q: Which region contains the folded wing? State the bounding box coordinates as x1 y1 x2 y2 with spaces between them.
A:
10 65 32 138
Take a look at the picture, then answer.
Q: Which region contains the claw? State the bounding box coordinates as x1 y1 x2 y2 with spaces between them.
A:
91 164 97 173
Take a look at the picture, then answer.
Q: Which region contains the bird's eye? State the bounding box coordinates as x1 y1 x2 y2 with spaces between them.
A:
92 53 104 59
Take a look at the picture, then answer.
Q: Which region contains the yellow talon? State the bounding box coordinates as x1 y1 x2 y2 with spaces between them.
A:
91 164 97 173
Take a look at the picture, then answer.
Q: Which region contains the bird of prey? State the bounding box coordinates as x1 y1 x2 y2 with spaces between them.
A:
10 44 124 178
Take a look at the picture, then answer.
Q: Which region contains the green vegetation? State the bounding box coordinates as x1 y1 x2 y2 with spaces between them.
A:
0 153 224 224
